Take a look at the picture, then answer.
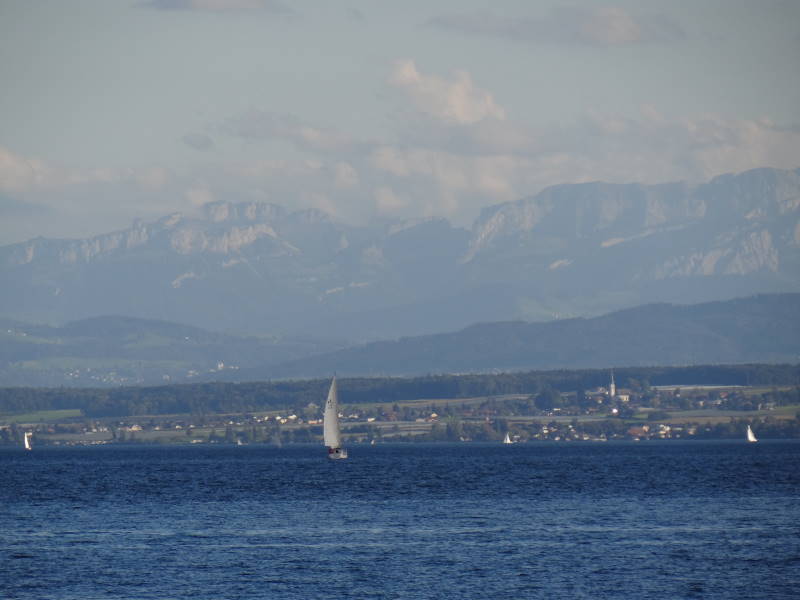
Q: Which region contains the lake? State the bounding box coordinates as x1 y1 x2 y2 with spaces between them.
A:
2 442 799 599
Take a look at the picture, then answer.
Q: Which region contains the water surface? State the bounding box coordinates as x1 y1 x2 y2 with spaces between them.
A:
2 442 799 599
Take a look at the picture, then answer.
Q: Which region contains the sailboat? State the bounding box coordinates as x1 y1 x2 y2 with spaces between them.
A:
746 425 758 443
23 431 32 451
503 432 513 444
324 376 348 459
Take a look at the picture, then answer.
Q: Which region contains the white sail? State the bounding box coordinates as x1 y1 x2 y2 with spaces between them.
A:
503 432 512 444
323 376 341 448
746 425 758 443
23 431 32 451
323 376 346 458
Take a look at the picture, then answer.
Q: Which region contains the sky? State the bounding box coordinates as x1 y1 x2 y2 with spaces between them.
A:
1 0 799 245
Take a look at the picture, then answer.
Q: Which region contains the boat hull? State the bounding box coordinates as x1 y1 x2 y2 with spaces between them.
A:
327 447 348 460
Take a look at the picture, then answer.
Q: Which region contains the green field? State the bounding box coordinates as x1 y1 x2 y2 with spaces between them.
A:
0 409 83 424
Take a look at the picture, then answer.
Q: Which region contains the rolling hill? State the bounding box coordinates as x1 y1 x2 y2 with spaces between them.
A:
234 294 800 379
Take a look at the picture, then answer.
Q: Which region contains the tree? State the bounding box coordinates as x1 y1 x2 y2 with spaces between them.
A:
535 387 562 410
445 419 464 441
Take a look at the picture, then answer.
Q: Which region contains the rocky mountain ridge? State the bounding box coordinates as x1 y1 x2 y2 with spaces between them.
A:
466 167 800 276
1 167 798 341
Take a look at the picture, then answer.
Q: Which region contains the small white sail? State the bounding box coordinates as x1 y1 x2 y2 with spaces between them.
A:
746 425 758 443
323 376 347 459
503 432 513 444
23 431 32 451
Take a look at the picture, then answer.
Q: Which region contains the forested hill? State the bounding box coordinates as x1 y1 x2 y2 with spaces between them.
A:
2 294 797 387
241 294 800 379
1 363 798 418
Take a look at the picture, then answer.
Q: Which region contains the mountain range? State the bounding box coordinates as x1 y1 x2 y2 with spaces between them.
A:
1 167 799 344
247 293 800 379
1 294 797 387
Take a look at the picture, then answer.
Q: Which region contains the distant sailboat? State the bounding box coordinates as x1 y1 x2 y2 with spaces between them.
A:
324 376 347 459
23 431 32 451
503 432 513 444
746 425 758 443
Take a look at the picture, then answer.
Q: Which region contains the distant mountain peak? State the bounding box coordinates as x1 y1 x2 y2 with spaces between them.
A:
1 167 799 340
202 201 287 224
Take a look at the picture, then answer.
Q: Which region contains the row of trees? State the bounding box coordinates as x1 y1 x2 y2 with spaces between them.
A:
1 363 798 418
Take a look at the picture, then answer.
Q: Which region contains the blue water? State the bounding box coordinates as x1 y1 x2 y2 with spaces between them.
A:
2 442 799 599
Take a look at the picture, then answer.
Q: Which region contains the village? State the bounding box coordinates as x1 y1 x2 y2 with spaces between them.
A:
3 376 796 447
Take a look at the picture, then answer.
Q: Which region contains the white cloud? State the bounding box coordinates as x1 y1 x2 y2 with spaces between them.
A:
388 59 506 124
362 100 800 224
564 109 800 184
0 146 173 193
201 63 800 226
0 146 52 193
368 146 523 220
185 184 215 207
5 56 798 246
375 186 408 216
334 162 359 188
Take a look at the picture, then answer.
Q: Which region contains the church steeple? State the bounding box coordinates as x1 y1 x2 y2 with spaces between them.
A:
609 370 616 399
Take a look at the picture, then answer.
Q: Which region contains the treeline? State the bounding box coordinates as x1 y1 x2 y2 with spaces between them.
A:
1 363 798 419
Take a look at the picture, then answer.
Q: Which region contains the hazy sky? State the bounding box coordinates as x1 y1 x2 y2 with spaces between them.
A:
1 0 799 244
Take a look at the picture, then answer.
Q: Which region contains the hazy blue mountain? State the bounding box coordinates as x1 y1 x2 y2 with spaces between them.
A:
1 167 799 341
1 294 797 386
237 294 800 379
0 315 344 387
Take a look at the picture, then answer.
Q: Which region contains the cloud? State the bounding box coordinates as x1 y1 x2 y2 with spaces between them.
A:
0 146 125 193
346 7 365 22
222 109 355 153
0 146 173 194
0 146 183 244
185 184 215 207
182 132 215 152
374 186 408 216
388 59 506 124
362 100 800 224
0 146 52 193
143 0 295 15
428 6 685 46
207 63 800 225
135 167 171 190
333 162 359 188
4 56 798 246
559 109 800 184
368 146 523 219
